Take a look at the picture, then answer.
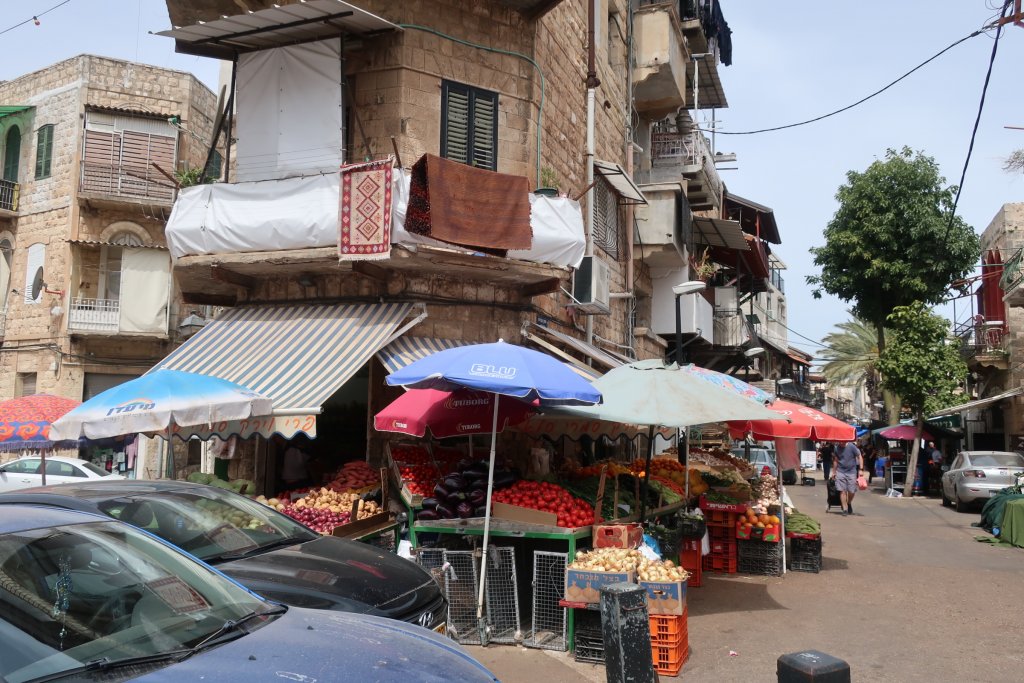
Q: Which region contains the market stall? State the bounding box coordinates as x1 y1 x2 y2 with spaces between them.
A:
0 394 82 482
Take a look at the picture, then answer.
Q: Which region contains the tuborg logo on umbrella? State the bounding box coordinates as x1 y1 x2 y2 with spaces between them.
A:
106 398 156 417
468 364 517 380
443 395 491 409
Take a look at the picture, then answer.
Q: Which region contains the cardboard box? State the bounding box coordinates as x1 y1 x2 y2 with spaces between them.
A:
736 523 781 543
491 501 557 527
564 568 636 604
641 579 688 615
593 523 644 549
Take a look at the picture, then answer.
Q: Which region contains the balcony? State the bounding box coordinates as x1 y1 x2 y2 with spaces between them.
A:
1000 247 1024 306
651 271 713 343
632 3 689 116
953 317 1009 370
68 298 120 334
649 131 722 212
778 381 814 404
79 161 176 207
0 179 18 216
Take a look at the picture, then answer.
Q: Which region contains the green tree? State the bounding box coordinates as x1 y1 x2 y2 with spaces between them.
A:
807 147 978 420
876 302 966 497
819 314 899 416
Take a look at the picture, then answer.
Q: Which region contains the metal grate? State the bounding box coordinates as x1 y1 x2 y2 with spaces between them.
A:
443 549 482 645
415 547 447 589
593 179 621 260
524 550 567 651
483 546 520 645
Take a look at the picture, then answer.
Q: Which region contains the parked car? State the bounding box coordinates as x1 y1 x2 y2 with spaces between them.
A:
0 504 497 683
941 450 1024 510
0 455 122 492
731 447 778 478
0 480 447 629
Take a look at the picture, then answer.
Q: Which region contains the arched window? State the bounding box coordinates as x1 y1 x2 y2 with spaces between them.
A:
3 126 20 182
99 232 143 301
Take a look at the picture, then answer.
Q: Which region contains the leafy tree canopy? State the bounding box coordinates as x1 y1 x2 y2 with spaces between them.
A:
807 147 979 332
876 302 966 417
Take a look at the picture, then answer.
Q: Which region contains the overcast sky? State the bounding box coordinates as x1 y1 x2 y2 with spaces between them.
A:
2 1 1022 359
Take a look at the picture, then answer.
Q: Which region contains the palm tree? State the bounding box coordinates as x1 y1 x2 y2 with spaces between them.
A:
818 314 899 424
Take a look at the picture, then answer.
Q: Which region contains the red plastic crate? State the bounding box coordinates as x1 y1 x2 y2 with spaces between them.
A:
709 538 736 556
649 607 688 645
679 537 702 552
702 554 738 573
679 548 702 588
705 509 739 527
651 636 689 676
707 524 735 540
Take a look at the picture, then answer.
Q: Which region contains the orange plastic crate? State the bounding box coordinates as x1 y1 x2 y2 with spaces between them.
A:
649 608 688 644
705 509 739 527
702 554 737 573
679 548 702 588
651 636 689 675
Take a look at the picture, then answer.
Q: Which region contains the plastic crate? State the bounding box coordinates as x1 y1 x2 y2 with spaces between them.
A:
649 608 688 644
679 548 703 588
704 509 739 527
574 628 605 664
651 637 689 676
788 537 823 573
707 523 735 540
709 538 736 556
701 554 737 573
738 539 783 576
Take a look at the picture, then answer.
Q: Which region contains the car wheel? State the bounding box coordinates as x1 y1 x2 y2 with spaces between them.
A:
954 490 970 513
941 485 951 507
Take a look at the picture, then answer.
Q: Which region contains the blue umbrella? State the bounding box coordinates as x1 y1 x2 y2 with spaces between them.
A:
386 340 602 638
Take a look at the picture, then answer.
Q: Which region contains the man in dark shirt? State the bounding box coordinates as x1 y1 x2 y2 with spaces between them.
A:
832 441 864 515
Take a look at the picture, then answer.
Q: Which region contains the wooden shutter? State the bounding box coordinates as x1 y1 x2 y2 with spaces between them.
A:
441 81 498 171
35 125 53 178
120 131 176 201
82 129 120 195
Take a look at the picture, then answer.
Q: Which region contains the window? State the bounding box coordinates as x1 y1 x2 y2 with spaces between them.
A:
15 372 36 397
35 124 53 179
593 178 621 259
2 459 40 474
441 80 498 171
44 460 86 477
99 231 145 302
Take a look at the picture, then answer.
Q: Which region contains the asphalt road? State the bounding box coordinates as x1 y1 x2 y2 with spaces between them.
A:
469 472 1024 682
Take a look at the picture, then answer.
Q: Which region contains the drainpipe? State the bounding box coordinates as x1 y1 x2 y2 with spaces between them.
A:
585 0 600 348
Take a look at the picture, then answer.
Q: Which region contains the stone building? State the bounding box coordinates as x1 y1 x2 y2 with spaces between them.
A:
0 55 217 441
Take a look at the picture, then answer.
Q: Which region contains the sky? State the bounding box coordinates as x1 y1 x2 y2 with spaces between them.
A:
2 1 1023 360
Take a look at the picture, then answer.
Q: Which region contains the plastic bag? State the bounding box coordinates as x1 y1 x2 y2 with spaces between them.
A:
857 475 868 490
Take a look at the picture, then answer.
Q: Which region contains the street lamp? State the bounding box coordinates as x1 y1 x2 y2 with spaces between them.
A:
775 377 793 399
671 280 706 365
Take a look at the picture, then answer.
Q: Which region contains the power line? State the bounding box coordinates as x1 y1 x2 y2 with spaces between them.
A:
941 0 1012 244
0 0 72 37
706 28 985 136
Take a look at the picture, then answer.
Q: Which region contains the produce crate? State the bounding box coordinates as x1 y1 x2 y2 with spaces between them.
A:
649 607 688 645
679 547 703 588
788 536 823 573
651 636 689 676
701 554 737 574
704 509 741 527
709 538 736 556
737 539 783 577
640 579 687 616
564 568 635 604
573 628 605 664
736 523 781 543
707 523 735 540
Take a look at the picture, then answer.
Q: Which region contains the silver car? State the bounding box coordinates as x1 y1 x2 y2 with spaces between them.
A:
941 450 1024 510
731 447 778 478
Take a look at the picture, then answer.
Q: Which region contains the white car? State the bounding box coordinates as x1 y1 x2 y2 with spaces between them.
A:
941 450 1024 511
731 447 778 478
0 455 122 492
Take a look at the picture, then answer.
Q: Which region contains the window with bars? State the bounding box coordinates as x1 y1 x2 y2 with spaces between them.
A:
441 80 498 171
16 372 36 398
35 124 54 179
593 178 622 260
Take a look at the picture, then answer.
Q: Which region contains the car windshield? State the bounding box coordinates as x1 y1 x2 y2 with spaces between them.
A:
97 488 317 563
80 461 113 478
968 453 1024 468
0 520 275 683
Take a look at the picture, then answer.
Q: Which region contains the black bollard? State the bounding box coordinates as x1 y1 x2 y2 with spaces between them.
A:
599 583 656 683
777 650 851 682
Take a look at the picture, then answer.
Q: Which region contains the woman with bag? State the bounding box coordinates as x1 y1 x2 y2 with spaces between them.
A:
831 440 864 516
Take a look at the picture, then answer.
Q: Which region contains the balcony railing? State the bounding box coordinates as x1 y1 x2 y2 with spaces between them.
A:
0 179 18 212
79 161 176 204
68 297 119 333
770 269 785 293
650 131 722 209
778 381 813 403
953 317 1007 358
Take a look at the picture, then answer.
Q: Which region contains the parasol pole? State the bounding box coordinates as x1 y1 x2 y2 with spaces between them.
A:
476 393 502 642
41 449 47 487
638 425 655 522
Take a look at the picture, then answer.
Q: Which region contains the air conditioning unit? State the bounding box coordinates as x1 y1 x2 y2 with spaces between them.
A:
573 255 611 315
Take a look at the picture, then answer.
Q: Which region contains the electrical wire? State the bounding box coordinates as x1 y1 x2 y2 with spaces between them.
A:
941 0 1012 245
0 0 72 37
706 28 986 136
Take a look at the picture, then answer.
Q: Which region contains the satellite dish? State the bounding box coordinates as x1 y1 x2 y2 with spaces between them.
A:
30 267 44 301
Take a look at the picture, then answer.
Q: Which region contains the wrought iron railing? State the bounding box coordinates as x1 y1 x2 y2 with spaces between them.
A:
952 316 1007 357
1000 247 1023 292
68 297 119 333
651 131 722 205
0 179 18 212
79 161 176 204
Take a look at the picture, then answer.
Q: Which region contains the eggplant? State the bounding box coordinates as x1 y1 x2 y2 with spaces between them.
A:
435 503 456 519
443 474 467 491
466 461 490 476
465 469 487 484
416 509 439 521
456 502 475 519
456 458 473 472
420 497 440 510
492 472 517 489
447 491 468 504
474 506 488 517
433 483 451 500
468 489 487 506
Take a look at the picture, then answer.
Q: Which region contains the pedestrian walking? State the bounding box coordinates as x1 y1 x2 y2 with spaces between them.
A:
820 442 835 482
863 443 877 484
831 440 863 515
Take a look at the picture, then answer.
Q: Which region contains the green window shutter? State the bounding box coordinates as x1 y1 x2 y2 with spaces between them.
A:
35 124 53 179
441 80 497 172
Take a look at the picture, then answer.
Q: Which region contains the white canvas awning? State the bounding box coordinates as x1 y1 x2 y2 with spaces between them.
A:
930 387 1024 417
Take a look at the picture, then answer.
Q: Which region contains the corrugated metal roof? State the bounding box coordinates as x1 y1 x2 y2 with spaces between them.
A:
67 239 167 250
693 216 749 251
156 0 399 60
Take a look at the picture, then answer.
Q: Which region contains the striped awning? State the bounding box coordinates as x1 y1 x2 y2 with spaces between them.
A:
379 334 602 382
154 302 412 413
377 336 469 374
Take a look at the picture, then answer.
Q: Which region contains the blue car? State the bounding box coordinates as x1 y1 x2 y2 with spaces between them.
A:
0 505 498 683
